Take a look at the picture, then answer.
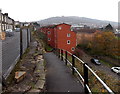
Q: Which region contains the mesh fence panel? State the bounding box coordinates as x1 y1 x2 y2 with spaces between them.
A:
2 28 31 79
22 29 28 53
2 32 20 78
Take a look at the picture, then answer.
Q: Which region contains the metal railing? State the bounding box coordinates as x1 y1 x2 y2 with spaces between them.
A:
54 48 114 94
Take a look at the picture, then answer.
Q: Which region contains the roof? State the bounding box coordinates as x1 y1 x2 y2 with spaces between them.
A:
41 25 56 28
75 29 100 34
56 23 71 26
41 23 71 28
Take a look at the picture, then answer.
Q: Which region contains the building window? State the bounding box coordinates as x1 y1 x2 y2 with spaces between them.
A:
71 47 75 51
67 33 71 37
67 40 70 44
70 27 73 31
48 38 51 41
58 27 62 30
48 31 51 34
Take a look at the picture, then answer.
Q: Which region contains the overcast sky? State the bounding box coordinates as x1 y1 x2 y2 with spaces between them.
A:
0 0 119 22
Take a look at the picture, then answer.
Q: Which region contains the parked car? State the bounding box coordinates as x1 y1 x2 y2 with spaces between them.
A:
15 28 20 32
111 67 120 74
5 29 14 37
90 58 101 65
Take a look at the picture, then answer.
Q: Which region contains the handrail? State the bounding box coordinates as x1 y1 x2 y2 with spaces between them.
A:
73 55 84 64
66 59 72 66
85 64 114 94
63 50 84 64
55 48 114 94
74 67 84 82
67 51 72 55
86 84 92 94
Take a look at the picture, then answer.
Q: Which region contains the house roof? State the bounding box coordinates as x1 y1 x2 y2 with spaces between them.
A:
41 23 71 28
75 29 101 34
56 23 71 26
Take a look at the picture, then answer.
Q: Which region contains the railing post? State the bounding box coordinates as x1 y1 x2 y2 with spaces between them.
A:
65 51 67 65
58 49 60 58
61 49 63 61
84 63 89 94
72 55 75 75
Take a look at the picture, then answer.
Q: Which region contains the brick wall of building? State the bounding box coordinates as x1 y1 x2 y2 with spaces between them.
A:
40 23 77 53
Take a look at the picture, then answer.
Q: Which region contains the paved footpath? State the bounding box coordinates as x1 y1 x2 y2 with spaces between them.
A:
44 52 84 93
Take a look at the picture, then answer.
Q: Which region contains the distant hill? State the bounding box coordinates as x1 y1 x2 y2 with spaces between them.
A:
38 16 118 28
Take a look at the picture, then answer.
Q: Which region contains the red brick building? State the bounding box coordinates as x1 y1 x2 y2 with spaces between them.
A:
40 23 77 53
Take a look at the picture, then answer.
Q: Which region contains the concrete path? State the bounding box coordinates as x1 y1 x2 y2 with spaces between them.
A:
44 52 84 93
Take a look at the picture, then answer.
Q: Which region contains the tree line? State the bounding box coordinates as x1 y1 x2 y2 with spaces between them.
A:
76 31 120 59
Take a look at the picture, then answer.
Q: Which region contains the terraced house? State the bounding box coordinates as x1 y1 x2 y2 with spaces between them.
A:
0 10 15 39
0 9 15 32
40 23 77 53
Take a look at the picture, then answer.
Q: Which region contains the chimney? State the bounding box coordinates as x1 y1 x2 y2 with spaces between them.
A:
0 8 2 12
4 13 8 16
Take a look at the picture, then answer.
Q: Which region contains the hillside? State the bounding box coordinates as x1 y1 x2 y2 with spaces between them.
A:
38 16 118 28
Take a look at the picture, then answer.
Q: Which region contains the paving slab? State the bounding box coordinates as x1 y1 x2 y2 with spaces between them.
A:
34 80 45 89
28 89 41 94
39 74 46 80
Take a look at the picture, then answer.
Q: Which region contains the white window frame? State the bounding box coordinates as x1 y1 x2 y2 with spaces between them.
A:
48 31 51 34
70 27 73 31
67 40 70 44
48 38 51 41
71 47 75 51
67 33 71 37
58 27 62 30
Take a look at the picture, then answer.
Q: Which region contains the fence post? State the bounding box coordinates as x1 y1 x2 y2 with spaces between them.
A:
61 49 63 61
27 28 29 48
20 28 23 59
2 76 6 87
84 63 89 94
65 51 67 65
72 55 75 75
58 49 60 58
29 28 32 42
